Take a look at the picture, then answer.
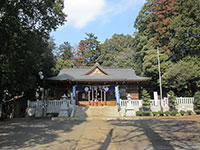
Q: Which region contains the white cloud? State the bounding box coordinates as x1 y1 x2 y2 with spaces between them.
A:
64 0 106 29
62 0 146 29
101 0 146 24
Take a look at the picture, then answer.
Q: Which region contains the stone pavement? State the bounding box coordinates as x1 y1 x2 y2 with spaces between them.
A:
0 117 200 150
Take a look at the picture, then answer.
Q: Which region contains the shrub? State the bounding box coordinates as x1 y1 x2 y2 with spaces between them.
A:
143 111 151 116
194 91 200 110
158 111 164 116
195 110 200 115
187 110 193 115
142 89 151 111
136 111 143 116
168 90 177 111
152 112 158 116
51 113 59 117
180 110 186 116
171 110 178 116
164 111 170 116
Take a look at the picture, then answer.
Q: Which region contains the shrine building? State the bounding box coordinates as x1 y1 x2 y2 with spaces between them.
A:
47 63 151 106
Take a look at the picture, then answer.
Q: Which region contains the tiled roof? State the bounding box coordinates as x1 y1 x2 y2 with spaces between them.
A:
48 63 151 82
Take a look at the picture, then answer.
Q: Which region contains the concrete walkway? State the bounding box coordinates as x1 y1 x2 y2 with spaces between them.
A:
0 117 200 150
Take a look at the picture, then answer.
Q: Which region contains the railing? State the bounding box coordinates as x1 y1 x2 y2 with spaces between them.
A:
120 97 194 108
27 100 69 114
120 99 142 108
28 100 67 107
175 97 194 104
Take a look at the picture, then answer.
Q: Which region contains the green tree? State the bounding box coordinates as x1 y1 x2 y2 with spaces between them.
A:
57 42 73 60
0 0 66 101
133 0 200 97
142 47 173 93
42 37 57 77
83 33 101 66
133 0 155 75
98 34 135 68
53 59 74 73
53 41 74 73
168 90 177 111
194 91 200 110
142 89 151 111
169 0 200 61
162 57 200 96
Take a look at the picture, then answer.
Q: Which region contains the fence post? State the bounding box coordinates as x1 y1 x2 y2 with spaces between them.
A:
154 92 158 106
139 100 142 107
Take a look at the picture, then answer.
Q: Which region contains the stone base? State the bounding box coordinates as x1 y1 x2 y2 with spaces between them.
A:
126 109 135 116
58 110 69 117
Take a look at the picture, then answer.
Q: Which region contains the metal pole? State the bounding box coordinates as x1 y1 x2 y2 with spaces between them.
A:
157 47 163 110
42 79 45 117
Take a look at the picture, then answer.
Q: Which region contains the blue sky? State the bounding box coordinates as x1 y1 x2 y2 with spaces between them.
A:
50 0 146 46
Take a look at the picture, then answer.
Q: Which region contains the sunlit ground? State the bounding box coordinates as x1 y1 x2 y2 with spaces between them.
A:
0 116 200 150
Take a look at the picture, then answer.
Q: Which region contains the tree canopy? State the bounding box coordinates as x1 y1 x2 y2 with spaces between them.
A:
133 0 200 96
0 0 66 101
1 0 200 101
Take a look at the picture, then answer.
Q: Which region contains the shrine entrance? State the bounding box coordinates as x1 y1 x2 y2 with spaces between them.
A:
76 86 116 106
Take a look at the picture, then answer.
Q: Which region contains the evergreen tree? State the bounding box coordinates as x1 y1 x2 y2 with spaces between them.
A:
58 42 73 61
133 0 200 96
0 0 66 101
142 89 151 111
74 40 85 67
147 0 178 52
169 0 200 61
194 91 200 110
83 33 101 66
168 90 177 111
98 34 135 68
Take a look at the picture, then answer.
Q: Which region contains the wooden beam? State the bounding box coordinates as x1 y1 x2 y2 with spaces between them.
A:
101 87 103 104
92 86 94 102
88 91 90 105
104 91 106 106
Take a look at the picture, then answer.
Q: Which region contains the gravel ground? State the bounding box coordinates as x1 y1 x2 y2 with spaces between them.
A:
0 116 200 150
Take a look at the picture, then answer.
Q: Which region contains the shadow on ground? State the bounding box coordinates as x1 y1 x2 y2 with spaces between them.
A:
107 118 200 150
0 107 89 150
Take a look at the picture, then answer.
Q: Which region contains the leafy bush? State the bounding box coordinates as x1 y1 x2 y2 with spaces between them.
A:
152 112 158 116
143 111 151 116
142 89 151 111
194 91 200 110
164 111 170 116
51 113 59 117
187 110 193 115
158 111 164 116
195 110 200 115
168 90 177 111
171 110 178 116
136 111 143 116
180 110 186 116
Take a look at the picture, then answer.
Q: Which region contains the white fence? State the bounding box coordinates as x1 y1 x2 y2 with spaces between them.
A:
28 100 68 114
176 97 194 104
120 97 194 112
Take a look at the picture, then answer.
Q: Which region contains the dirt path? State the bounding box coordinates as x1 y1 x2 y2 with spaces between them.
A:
0 117 200 150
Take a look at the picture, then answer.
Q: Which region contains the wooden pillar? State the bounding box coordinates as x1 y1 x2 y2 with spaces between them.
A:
101 88 103 104
92 86 94 102
104 92 106 106
96 87 97 101
88 91 90 105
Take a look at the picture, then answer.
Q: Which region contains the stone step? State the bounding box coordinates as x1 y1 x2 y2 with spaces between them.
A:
74 106 120 118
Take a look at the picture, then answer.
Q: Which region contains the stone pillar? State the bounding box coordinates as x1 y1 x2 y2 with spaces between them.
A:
154 92 158 106
58 100 69 117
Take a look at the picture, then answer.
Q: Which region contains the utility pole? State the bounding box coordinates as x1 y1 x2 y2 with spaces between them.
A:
39 71 45 117
157 47 163 110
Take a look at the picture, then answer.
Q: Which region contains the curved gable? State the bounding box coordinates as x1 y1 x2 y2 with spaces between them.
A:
85 63 108 75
